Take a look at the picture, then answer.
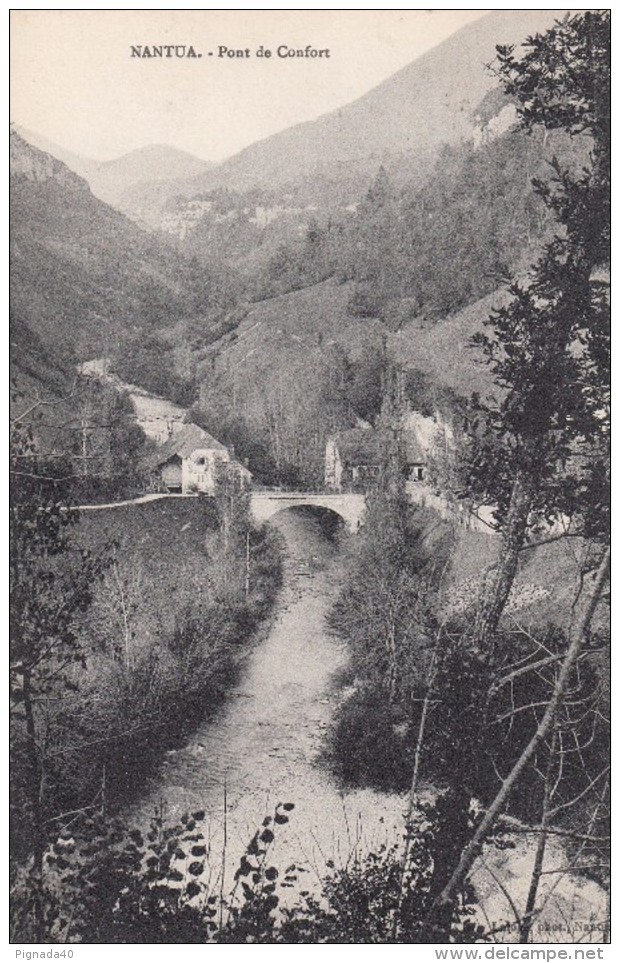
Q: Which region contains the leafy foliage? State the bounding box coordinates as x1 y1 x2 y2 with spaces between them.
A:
329 494 453 698
40 502 282 848
10 463 283 868
195 338 388 488
326 494 453 788
463 10 610 536
10 419 107 860
253 124 587 326
11 800 489 944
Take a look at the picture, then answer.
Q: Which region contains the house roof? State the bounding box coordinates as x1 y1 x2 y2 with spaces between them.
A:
333 428 425 466
145 423 228 468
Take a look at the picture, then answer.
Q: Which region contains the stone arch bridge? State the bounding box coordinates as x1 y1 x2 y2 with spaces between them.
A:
250 491 366 533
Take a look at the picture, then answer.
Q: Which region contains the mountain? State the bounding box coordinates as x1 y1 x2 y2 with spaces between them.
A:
10 9 577 459
127 8 567 223
13 125 97 180
86 144 213 211
10 130 202 363
16 11 568 242
14 128 213 213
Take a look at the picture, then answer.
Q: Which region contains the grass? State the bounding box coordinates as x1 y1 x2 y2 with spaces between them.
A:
202 278 385 382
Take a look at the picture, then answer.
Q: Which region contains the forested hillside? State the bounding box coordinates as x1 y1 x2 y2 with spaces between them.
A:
169 111 589 486
16 96 587 491
8 30 596 494
10 10 610 944
10 8 584 455
10 131 218 364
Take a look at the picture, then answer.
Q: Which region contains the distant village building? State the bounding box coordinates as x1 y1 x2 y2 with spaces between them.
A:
325 427 426 492
145 423 252 495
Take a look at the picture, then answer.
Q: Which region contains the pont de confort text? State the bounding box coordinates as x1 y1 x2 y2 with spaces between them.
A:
130 45 331 59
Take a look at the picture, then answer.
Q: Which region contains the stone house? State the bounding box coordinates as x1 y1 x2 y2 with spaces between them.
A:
325 427 426 492
145 423 252 495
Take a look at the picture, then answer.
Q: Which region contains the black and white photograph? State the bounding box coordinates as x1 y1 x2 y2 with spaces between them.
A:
9 7 611 947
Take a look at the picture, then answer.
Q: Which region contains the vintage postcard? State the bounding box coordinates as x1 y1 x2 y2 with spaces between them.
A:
9 8 610 948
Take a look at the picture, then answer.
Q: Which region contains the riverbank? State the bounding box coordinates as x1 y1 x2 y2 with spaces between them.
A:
12 504 606 942
124 506 605 938
128 507 408 885
13 497 284 853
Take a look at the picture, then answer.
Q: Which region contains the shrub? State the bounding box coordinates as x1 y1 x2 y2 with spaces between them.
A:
11 801 485 944
326 686 413 792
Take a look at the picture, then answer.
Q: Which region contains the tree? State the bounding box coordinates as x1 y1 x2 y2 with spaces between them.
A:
423 546 609 934
420 11 610 930
66 377 147 491
328 490 454 792
462 10 610 651
10 419 106 936
348 167 401 319
212 462 253 601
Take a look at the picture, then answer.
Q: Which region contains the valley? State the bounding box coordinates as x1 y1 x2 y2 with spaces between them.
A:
10 8 610 946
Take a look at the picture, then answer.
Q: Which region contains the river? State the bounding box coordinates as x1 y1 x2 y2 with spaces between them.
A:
129 507 604 936
130 507 406 889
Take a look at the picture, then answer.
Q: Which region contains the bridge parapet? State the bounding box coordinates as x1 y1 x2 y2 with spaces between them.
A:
250 491 366 533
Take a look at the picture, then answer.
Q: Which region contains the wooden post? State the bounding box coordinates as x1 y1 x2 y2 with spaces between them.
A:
245 530 250 599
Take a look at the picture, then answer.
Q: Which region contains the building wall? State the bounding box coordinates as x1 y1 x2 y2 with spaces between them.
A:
181 448 230 494
129 392 187 443
404 410 453 455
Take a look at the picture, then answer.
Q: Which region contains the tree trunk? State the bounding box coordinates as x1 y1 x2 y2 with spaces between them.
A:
475 468 535 652
421 546 609 939
407 647 438 814
394 644 439 938
22 668 45 940
80 414 89 477
386 618 397 704
113 561 132 666
519 727 557 942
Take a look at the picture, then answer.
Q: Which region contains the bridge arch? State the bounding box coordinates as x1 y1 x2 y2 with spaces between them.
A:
250 492 366 533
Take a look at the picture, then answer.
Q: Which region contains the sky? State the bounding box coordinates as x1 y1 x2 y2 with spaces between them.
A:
10 9 486 163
